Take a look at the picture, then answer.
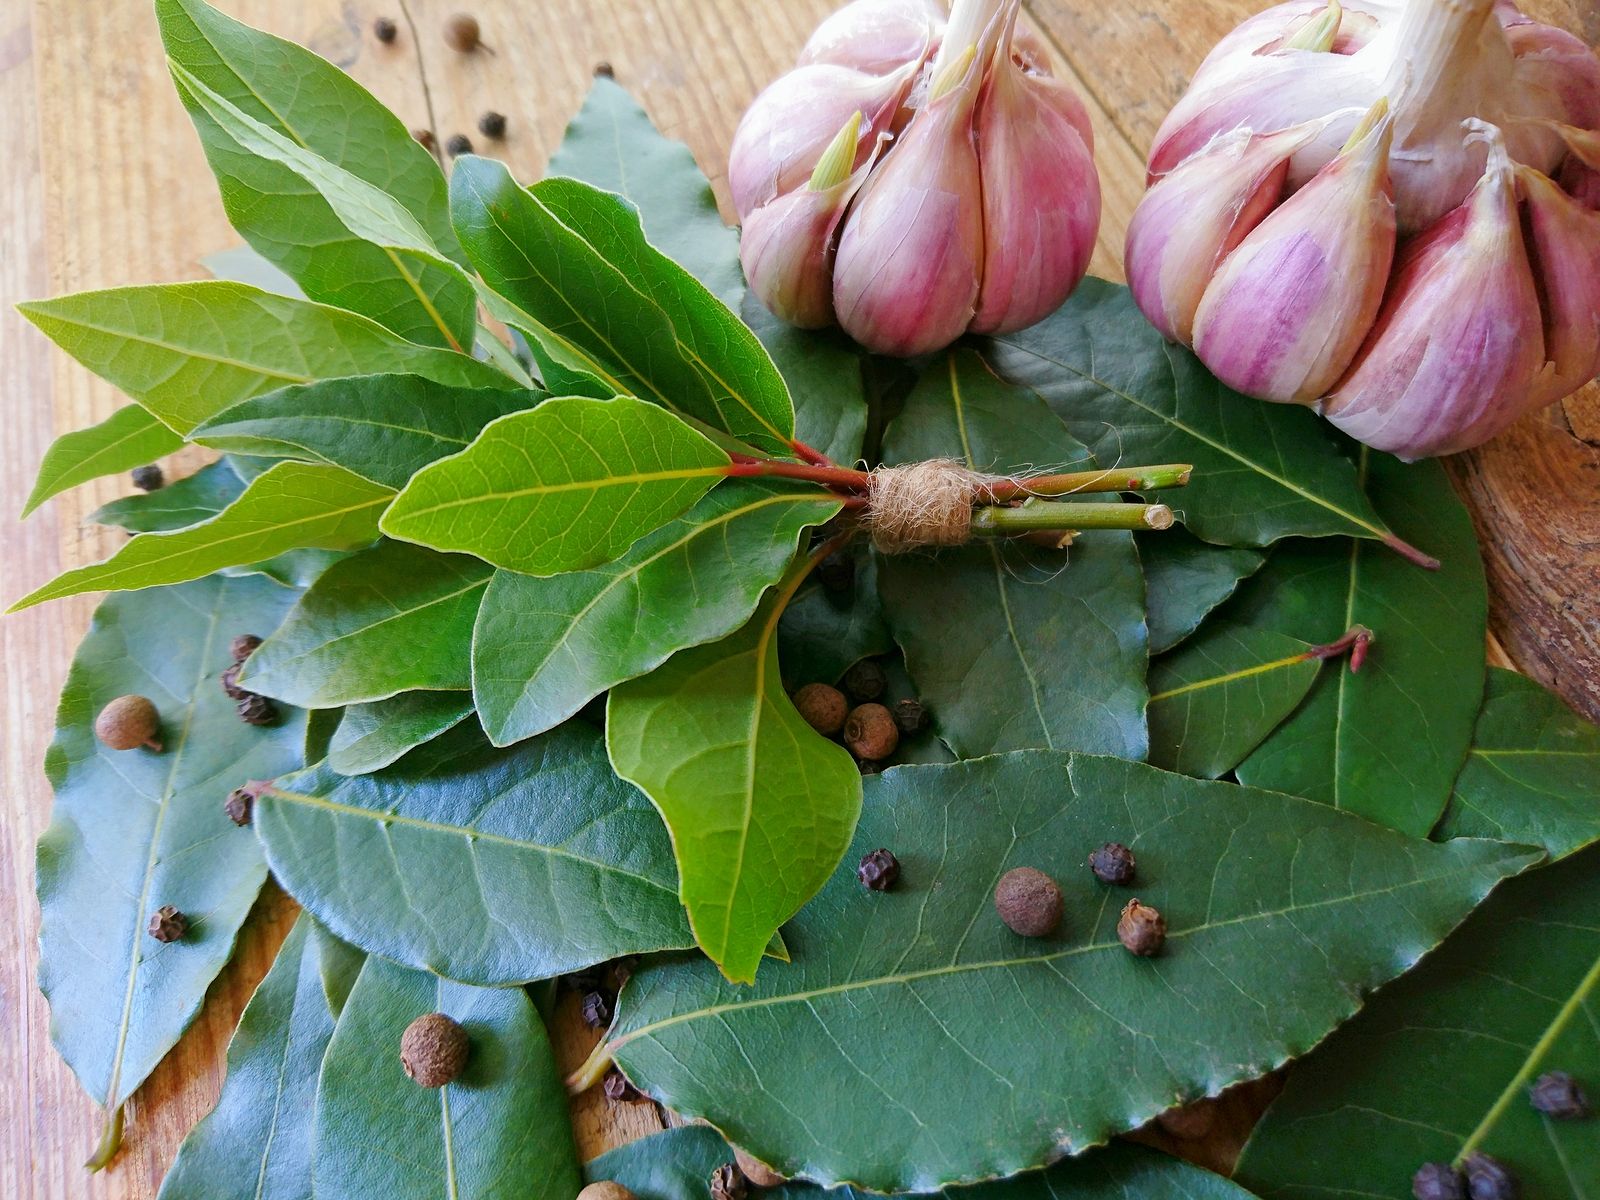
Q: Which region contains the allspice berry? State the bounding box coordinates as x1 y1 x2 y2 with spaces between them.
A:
236 693 278 727
842 658 886 703
1088 842 1136 885
478 110 507 139
577 1184 636 1200
220 662 249 700
709 1164 748 1200
373 15 398 42
95 695 163 751
733 1146 786 1188
993 867 1063 937
443 12 481 51
893 697 930 735
400 1012 469 1087
1412 1163 1466 1200
446 133 473 158
230 633 263 663
844 703 898 761
1462 1153 1517 1200
130 464 164 491
147 905 188 943
1529 1070 1589 1119
224 786 254 827
1117 899 1166 957
793 683 848 736
857 848 899 891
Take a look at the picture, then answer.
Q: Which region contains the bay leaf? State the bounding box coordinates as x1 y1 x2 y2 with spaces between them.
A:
1434 668 1600 861
258 721 694 983
604 750 1536 1191
313 955 580 1200
157 917 353 1200
877 350 1148 760
985 280 1407 551
778 549 893 688
37 574 307 1146
608 568 864 985
91 460 246 533
202 243 303 298
192 375 543 489
17 281 512 436
473 480 838 745
1140 528 1264 654
241 541 490 707
742 298 869 467
309 921 366 1020
23 405 185 517
1235 845 1599 1200
1231 453 1486 836
1147 624 1320 779
10 462 391 611
328 692 476 776
381 396 730 577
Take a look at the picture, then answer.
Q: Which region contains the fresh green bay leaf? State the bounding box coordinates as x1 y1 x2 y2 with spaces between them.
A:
202 243 303 297
1140 529 1264 654
37 574 307 1137
223 548 350 590
473 480 837 745
986 280 1402 550
309 921 366 1020
258 721 694 983
743 298 868 467
91 460 246 533
878 350 1148 760
1434 668 1600 861
606 751 1536 1192
10 462 391 611
192 375 543 489
328 692 476 776
1231 453 1486 836
608 569 863 984
1147 624 1320 779
778 550 893 688
313 955 580 1200
382 396 731 576
17 282 512 436
1235 844 1599 1200
157 918 350 1200
23 405 185 517
241 541 490 707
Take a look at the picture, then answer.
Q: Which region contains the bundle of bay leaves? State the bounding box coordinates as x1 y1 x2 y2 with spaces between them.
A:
14 1 1599 1196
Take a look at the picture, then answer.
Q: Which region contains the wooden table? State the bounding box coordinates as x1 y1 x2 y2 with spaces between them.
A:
3 1 1597 1194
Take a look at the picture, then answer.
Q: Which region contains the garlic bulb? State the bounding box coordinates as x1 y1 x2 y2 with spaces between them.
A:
733 0 1101 356
1128 0 1600 458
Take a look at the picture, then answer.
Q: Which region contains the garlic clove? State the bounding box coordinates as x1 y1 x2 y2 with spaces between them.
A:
798 0 943 76
1518 166 1600 406
1504 18 1600 133
1324 126 1546 459
1125 123 1320 344
1192 101 1396 403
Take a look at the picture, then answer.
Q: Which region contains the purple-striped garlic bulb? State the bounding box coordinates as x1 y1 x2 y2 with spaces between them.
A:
731 0 1101 357
1126 0 1600 459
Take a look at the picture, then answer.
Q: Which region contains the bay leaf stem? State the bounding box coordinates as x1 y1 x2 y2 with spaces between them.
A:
971 501 1175 534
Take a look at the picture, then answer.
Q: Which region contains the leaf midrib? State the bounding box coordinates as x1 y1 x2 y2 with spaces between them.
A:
392 464 727 519
1150 647 1313 702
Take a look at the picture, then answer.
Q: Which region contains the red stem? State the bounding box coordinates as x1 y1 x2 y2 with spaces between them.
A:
1380 532 1441 572
724 457 872 491
790 438 838 468
1303 625 1374 673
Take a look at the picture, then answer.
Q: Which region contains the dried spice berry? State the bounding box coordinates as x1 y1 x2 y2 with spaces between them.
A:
220 662 248 700
373 15 398 42
478 110 507 139
400 1012 469 1087
842 658 886 703
816 550 854 595
95 694 163 751
857 759 882 776
236 693 278 727
1088 841 1136 885
1412 1163 1466 1200
580 990 613 1030
443 12 481 51
224 787 254 827
1462 1153 1517 1200
1117 899 1166 956
993 867 1063 937
593 61 615 79
603 1066 643 1103
710 1163 749 1200
130 464 164 491
793 683 848 736
413 127 437 152
857 848 899 891
733 1147 786 1188
844 703 898 761
1529 1070 1589 1119
577 1184 637 1200
147 905 188 943
446 133 473 158
229 633 263 663
893 697 930 735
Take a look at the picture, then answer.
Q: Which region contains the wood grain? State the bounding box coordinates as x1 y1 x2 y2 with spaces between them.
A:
4 0 1598 1195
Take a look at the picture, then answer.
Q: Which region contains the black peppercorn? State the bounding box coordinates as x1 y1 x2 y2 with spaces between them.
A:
1462 1153 1517 1200
994 867 1063 937
857 848 899 891
401 1012 469 1086
580 990 613 1030
1088 842 1136 885
478 110 507 139
148 905 188 943
236 693 278 726
224 787 254 827
443 12 481 51
603 1066 643 1103
709 1164 748 1200
842 658 886 703
1117 899 1166 956
130 464 164 491
230 633 263 663
1529 1070 1589 1119
593 61 615 78
816 550 854 595
446 133 473 158
95 694 163 751
373 15 398 42
1412 1163 1466 1200
892 697 930 735
413 128 437 152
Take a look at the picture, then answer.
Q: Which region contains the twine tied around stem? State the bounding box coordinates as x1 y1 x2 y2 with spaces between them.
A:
866 459 997 553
